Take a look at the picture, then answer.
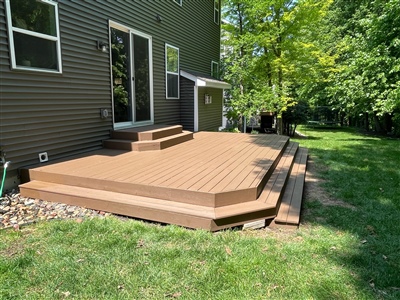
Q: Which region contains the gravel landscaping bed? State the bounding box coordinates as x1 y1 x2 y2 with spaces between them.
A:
0 189 112 230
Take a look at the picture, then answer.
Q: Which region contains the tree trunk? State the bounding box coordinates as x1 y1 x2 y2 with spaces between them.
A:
277 117 283 135
340 112 345 127
373 112 384 133
365 112 369 131
384 113 393 133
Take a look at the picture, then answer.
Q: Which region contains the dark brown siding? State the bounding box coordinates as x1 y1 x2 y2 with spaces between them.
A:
180 77 195 131
198 87 223 131
0 0 220 171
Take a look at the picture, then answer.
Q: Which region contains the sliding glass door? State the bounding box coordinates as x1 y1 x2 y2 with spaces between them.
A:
110 21 153 128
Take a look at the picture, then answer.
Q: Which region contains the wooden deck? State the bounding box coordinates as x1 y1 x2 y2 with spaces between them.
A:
20 128 307 231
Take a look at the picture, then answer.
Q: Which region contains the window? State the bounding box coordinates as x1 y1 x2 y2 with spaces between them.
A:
211 61 219 79
214 0 220 25
174 0 182 5
165 44 179 99
5 0 62 73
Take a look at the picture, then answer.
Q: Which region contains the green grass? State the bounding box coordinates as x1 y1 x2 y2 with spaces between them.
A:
1 127 399 299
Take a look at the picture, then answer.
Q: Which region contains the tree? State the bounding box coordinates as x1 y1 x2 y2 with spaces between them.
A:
317 0 400 134
222 0 333 133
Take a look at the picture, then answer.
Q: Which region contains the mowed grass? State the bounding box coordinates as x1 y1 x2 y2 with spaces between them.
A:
1 127 399 299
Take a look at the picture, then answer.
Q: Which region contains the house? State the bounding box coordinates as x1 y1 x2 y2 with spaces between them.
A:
0 0 230 190
1 0 308 231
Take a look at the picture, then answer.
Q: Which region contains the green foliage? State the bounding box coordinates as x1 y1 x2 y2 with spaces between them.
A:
222 0 334 129
223 0 400 135
308 0 400 134
282 102 309 136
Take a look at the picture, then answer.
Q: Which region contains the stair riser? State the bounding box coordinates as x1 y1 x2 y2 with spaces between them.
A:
20 186 214 230
28 170 218 207
134 133 193 152
214 207 276 228
256 138 290 197
104 132 193 152
260 142 299 210
111 131 139 141
111 125 183 141
139 126 183 141
103 140 134 151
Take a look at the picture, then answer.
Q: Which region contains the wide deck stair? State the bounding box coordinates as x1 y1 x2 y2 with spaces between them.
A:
103 125 193 151
20 128 308 231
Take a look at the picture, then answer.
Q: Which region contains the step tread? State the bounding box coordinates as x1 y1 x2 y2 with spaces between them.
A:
274 147 308 226
138 125 184 141
133 131 193 151
214 200 275 220
20 180 215 218
20 180 276 229
133 131 193 144
259 142 299 209
110 125 183 141
104 131 193 151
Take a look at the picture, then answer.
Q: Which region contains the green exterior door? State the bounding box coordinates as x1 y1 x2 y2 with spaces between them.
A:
110 21 153 128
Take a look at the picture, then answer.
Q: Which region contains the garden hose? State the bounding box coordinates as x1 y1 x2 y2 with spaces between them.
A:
0 161 10 198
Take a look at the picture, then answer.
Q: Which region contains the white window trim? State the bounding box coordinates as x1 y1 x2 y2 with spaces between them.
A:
214 0 220 25
211 61 219 78
165 44 180 99
5 0 62 73
174 0 182 6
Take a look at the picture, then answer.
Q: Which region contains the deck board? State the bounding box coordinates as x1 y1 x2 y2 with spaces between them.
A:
136 133 240 185
112 132 231 183
275 147 308 226
202 135 274 192
213 135 284 192
170 134 258 190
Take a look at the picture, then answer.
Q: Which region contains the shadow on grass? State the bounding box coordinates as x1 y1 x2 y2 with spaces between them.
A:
297 128 400 299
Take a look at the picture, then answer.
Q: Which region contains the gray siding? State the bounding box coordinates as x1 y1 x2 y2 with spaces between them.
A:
0 0 220 171
180 77 195 132
198 87 223 131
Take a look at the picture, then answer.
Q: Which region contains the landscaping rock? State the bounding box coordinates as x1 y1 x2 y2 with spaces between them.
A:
0 189 114 229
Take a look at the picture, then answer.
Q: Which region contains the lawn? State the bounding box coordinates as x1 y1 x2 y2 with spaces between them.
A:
1 127 399 299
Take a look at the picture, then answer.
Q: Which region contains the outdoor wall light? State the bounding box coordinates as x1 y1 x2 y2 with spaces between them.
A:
156 14 162 22
97 41 108 52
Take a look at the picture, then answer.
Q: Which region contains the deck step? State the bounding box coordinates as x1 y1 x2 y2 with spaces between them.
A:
111 125 183 141
258 142 299 211
19 180 216 230
104 131 193 151
272 147 308 228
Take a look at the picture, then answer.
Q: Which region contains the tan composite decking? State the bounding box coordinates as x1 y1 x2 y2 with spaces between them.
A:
20 131 306 230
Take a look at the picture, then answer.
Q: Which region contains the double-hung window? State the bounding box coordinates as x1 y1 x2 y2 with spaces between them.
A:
165 44 179 99
5 0 62 73
214 0 220 25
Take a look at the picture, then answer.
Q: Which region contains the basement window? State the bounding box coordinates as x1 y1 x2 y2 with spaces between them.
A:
214 0 220 25
5 0 62 73
165 44 180 99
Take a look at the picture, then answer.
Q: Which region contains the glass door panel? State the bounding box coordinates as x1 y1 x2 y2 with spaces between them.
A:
133 34 151 122
111 27 133 123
